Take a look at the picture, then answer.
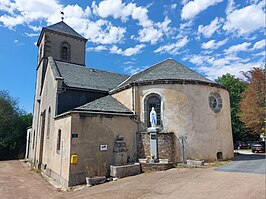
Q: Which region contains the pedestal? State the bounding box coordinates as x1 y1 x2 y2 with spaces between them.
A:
148 127 159 162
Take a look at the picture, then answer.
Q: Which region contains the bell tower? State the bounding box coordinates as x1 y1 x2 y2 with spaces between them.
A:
35 21 87 96
36 21 87 66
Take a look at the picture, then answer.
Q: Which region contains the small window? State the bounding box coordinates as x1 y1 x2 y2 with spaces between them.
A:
47 107 51 139
61 42 70 61
209 92 222 113
32 130 35 149
57 129 61 152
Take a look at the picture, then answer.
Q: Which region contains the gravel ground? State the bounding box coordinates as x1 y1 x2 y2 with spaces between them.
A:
0 152 265 199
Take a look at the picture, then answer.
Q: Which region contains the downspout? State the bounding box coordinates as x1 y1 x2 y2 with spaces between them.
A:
131 82 135 113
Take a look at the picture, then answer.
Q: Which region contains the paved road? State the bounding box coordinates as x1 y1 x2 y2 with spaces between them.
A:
215 152 266 174
0 153 265 199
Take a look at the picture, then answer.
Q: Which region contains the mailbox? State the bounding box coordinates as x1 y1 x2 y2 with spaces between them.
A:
71 154 78 164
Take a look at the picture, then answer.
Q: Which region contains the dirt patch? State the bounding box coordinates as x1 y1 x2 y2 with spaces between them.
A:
0 160 265 199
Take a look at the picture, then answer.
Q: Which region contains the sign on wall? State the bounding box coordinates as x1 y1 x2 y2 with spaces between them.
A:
99 145 108 151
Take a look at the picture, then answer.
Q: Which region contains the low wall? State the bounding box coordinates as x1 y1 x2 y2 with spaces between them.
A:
140 162 173 172
137 132 176 162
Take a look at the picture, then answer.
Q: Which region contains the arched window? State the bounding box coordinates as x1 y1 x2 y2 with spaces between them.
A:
145 94 161 128
61 42 70 61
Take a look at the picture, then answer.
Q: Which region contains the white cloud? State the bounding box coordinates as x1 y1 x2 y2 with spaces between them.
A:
110 44 145 56
198 17 224 38
92 0 170 44
185 53 260 80
154 37 189 54
181 0 223 20
123 65 148 75
252 40 265 50
226 0 235 15
156 17 171 34
0 0 62 28
224 42 251 54
201 39 227 49
92 0 153 27
171 4 177 10
86 45 107 52
138 27 163 44
24 32 39 37
223 4 265 34
71 19 126 45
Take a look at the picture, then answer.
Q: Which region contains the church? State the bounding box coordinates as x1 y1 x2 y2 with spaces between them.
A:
26 21 234 187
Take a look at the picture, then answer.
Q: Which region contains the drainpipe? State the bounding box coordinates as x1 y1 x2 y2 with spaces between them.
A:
131 83 135 113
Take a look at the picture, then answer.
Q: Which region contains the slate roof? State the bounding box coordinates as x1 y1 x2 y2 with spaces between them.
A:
54 60 129 92
37 21 87 46
112 58 214 92
74 95 133 114
45 21 86 40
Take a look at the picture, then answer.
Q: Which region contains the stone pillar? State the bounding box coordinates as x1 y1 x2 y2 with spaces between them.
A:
148 128 159 163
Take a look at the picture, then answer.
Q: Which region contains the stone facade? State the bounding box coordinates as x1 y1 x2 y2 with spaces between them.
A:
137 132 176 162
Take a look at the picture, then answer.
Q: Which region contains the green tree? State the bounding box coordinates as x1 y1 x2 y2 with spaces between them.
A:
215 74 257 141
240 68 266 135
0 90 32 160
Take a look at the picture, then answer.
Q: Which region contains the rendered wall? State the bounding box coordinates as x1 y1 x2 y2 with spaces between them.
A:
113 83 234 162
68 112 138 186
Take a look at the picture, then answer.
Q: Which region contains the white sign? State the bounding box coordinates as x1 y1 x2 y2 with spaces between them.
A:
100 145 108 151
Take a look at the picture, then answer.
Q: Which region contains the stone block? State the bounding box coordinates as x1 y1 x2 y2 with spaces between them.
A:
110 163 140 178
86 176 106 186
186 159 204 166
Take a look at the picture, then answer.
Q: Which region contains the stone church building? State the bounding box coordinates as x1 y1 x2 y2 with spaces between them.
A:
26 21 234 187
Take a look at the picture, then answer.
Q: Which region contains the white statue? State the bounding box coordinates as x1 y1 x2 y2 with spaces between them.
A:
150 107 157 128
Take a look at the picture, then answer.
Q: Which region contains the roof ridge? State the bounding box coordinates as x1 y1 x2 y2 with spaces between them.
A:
54 60 129 77
75 95 133 113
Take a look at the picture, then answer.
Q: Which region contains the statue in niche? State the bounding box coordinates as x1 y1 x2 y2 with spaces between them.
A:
150 107 157 128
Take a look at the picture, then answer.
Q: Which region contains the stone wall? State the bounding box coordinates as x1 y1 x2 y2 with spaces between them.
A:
137 132 176 162
140 162 173 172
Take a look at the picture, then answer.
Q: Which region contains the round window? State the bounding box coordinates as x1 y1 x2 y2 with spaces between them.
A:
208 92 222 113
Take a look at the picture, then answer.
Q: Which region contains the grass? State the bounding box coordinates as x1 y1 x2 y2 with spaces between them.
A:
208 161 231 168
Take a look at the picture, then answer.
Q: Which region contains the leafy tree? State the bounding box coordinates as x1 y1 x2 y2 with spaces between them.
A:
240 68 266 135
215 74 256 141
0 90 32 160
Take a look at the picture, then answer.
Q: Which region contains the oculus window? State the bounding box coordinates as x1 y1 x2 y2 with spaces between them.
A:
209 92 222 113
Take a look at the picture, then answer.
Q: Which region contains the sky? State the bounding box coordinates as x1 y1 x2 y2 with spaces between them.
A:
0 0 265 113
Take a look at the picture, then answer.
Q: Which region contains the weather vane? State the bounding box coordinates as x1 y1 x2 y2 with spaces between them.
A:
60 11 64 21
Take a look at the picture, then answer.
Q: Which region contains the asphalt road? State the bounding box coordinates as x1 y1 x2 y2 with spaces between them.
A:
215 151 266 174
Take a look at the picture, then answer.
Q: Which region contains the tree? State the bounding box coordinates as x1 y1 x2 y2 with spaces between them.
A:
240 68 266 135
0 90 32 160
215 74 257 141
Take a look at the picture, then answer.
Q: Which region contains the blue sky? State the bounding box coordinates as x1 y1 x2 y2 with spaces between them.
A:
0 0 265 113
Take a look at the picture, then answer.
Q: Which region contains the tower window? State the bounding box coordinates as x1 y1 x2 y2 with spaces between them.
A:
61 42 70 61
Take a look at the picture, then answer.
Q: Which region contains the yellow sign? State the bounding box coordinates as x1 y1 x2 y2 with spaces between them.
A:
71 154 78 164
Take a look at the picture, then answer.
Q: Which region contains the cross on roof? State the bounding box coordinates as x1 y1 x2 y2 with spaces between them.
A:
60 11 64 21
